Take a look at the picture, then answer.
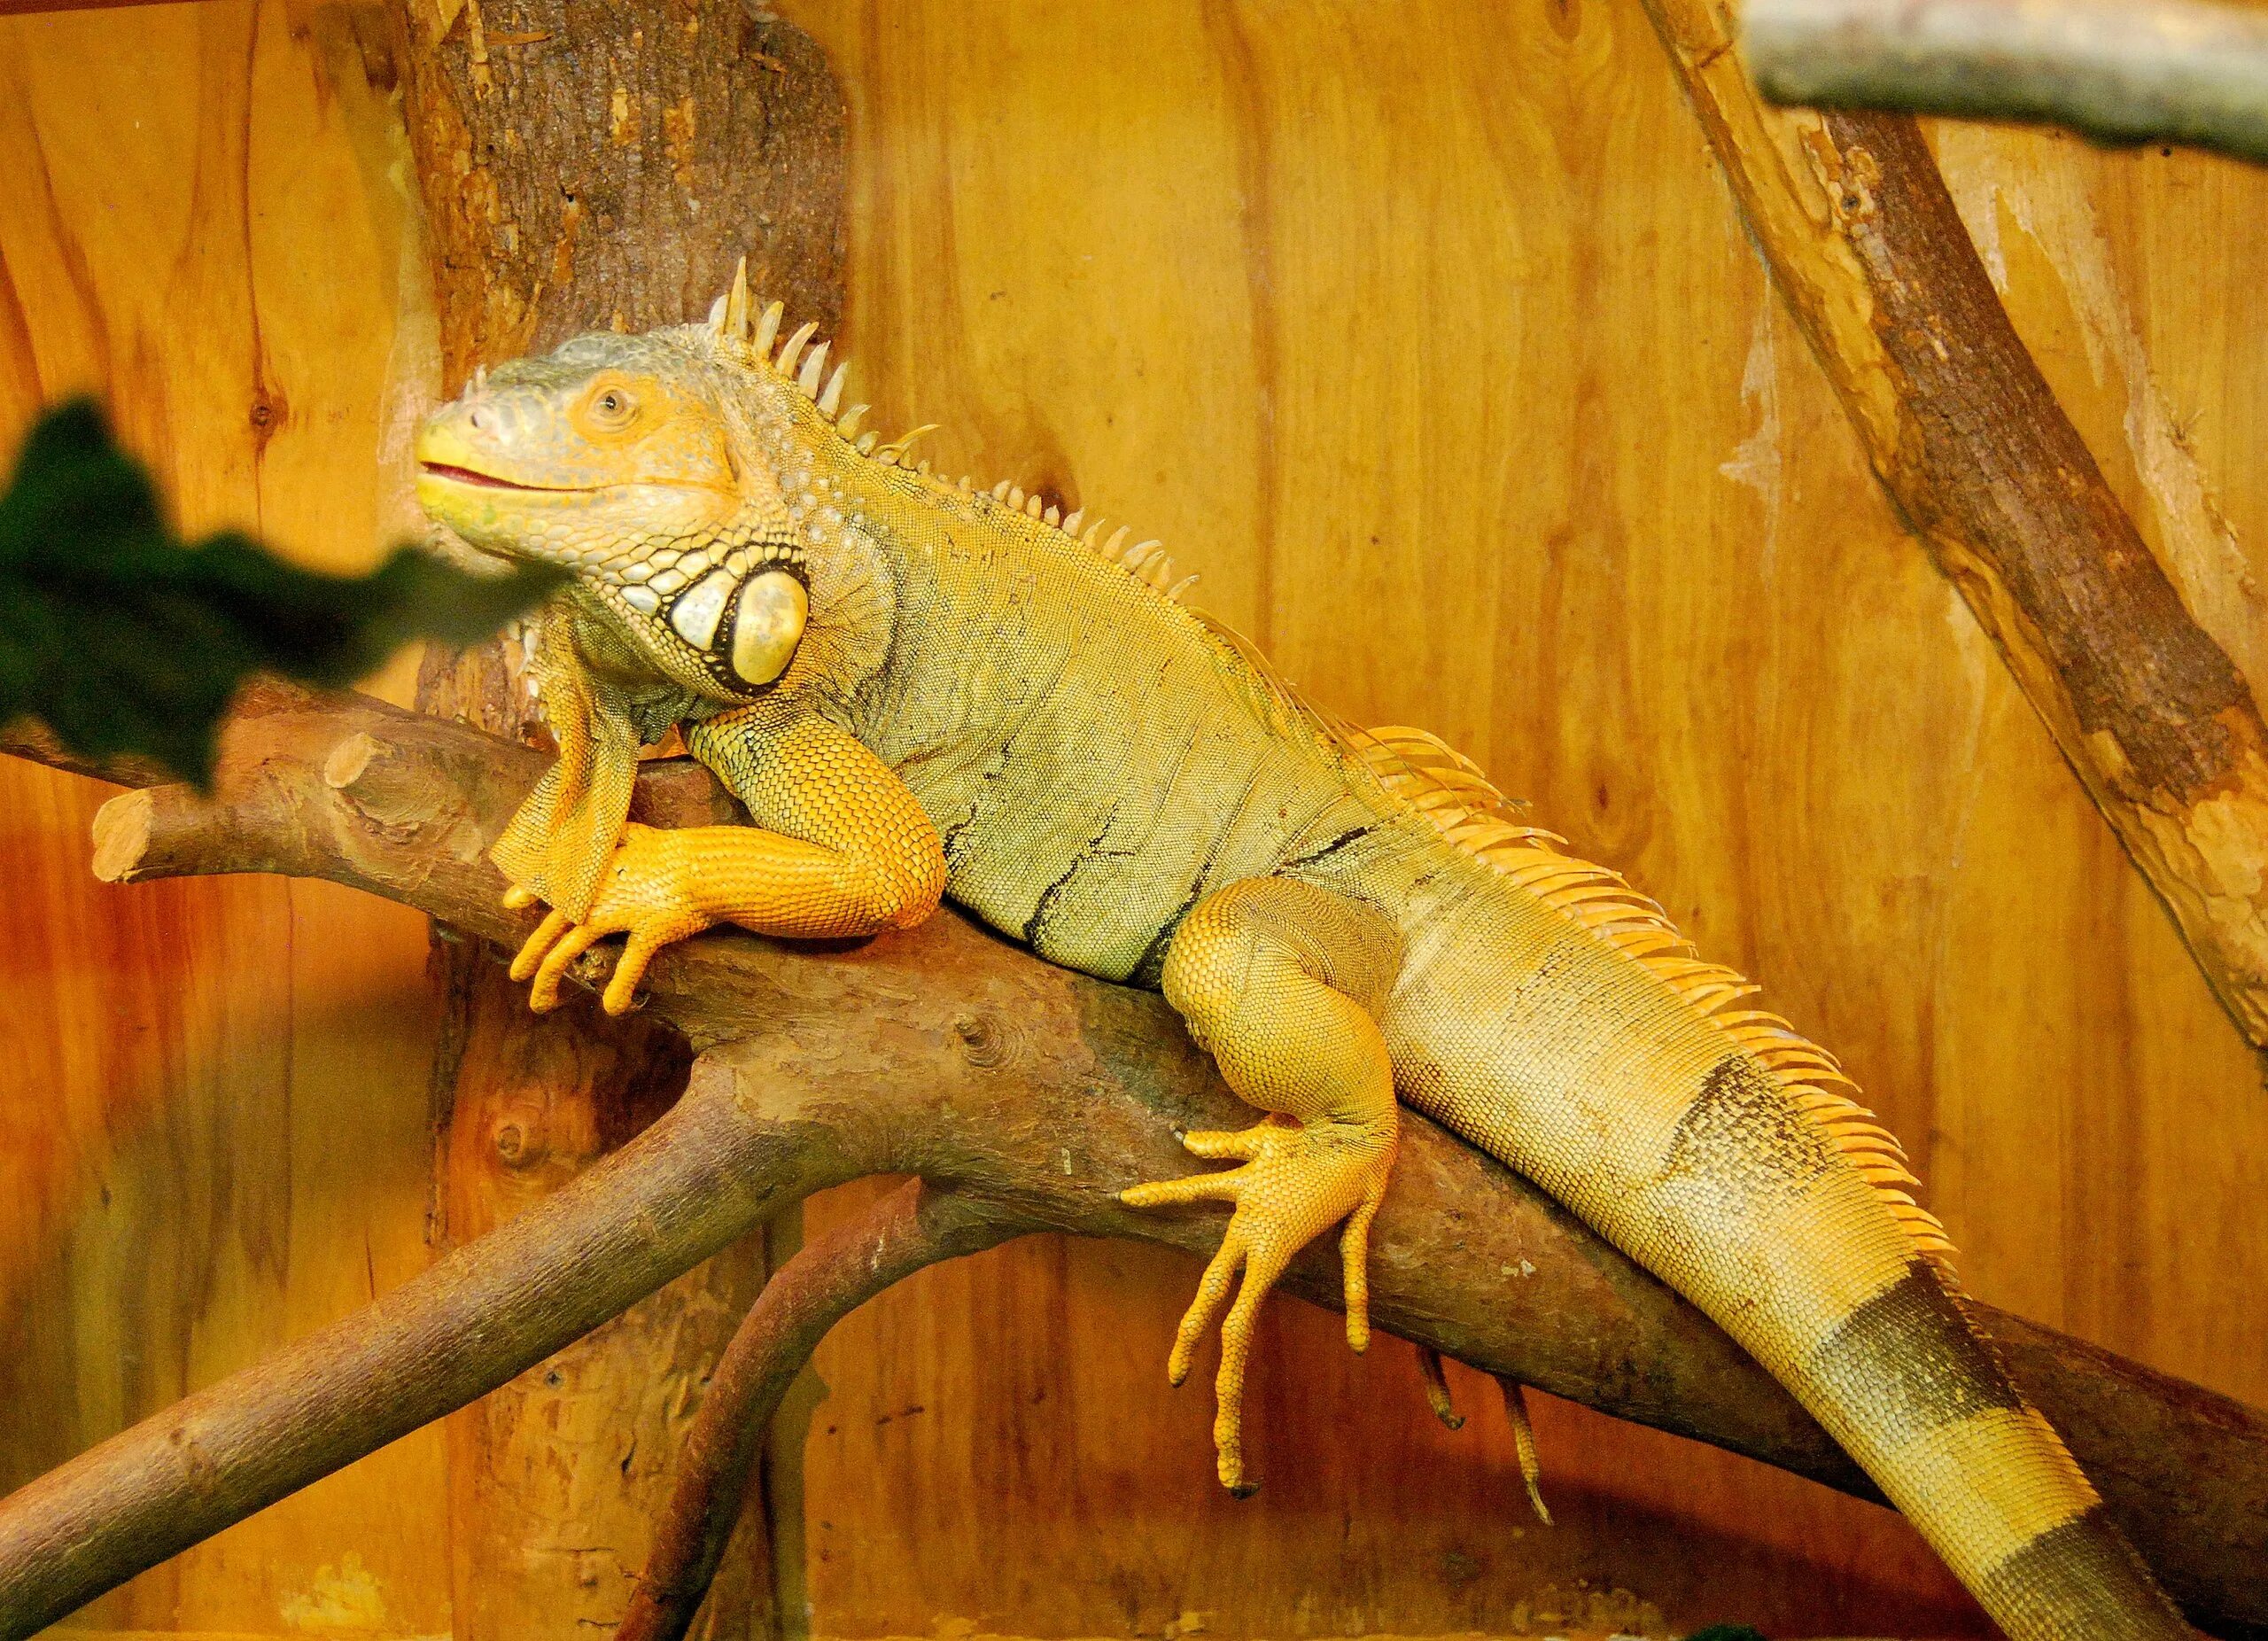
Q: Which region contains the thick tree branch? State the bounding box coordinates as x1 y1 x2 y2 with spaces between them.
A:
1744 0 2268 168
618 1182 1030 1641
1645 0 2268 1054
0 686 2263 1636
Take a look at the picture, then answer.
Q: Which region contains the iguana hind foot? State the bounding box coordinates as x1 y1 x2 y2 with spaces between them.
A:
1121 876 1401 1495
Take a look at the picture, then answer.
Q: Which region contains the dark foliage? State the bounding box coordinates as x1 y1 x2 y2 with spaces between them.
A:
0 399 559 785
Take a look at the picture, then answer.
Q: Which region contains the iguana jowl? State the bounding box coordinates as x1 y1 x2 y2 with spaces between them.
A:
415 267 2194 1640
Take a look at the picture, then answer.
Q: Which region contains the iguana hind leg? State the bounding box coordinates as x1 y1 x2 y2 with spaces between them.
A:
1122 875 1402 1494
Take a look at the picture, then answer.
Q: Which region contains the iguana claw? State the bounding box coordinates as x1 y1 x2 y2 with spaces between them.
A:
506 822 717 1015
1122 1112 1394 1494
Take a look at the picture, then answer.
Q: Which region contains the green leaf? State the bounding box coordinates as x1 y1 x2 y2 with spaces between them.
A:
0 398 562 785
1683 1628 1768 1641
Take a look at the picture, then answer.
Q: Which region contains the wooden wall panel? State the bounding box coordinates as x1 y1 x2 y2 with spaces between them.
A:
0 1 2261 1638
774 0 2268 1637
0 3 448 1634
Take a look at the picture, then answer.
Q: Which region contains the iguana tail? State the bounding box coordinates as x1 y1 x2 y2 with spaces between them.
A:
1381 855 2190 1637
1330 729 2191 1638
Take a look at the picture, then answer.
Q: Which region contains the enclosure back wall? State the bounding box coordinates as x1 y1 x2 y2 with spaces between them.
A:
1 1 2264 1637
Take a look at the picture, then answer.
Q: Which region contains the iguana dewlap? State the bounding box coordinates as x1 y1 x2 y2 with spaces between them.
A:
414 268 2194 1640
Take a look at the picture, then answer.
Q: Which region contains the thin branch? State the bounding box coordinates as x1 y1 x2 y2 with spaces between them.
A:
1645 0 2268 1055
618 1182 1029 1641
1745 0 2268 167
0 688 2263 1636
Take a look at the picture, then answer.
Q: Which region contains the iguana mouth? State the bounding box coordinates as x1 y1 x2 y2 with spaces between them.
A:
419 462 588 493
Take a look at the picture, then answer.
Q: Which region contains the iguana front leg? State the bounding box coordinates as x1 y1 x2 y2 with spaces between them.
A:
1122 876 1402 1494
509 699 945 1014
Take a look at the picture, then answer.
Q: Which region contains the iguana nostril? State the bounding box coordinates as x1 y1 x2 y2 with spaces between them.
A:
469 407 490 432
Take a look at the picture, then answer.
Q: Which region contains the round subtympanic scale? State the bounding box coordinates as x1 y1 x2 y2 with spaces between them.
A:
671 568 737 648
732 570 808 686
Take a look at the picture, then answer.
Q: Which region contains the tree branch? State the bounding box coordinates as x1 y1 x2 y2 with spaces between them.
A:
1644 0 2268 1054
1744 0 2268 168
0 686 2263 1636
618 1182 1030 1641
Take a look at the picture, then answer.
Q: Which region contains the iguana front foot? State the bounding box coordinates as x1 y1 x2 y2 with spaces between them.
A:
1122 1111 1394 1493
505 797 944 1015
1122 876 1403 1494
509 821 719 1014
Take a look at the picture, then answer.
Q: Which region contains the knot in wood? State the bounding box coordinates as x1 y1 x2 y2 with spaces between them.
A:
951 1011 1010 1069
491 1118 542 1169
323 733 457 842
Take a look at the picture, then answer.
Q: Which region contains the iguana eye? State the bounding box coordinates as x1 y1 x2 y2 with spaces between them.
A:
582 382 640 433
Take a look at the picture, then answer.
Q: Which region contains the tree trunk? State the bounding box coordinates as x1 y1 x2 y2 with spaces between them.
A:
388 5 847 1633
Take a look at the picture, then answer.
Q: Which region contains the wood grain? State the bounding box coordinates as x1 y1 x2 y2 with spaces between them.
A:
0 0 2262 1635
0 4 447 1634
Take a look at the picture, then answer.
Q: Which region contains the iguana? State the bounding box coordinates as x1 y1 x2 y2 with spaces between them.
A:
414 266 2194 1640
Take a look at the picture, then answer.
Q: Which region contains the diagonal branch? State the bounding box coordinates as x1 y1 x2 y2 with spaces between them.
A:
0 1063 839 1640
1645 0 2268 1054
0 685 2263 1636
617 1181 1031 1641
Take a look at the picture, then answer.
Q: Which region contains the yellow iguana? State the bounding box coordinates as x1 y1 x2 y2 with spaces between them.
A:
414 267 2194 1640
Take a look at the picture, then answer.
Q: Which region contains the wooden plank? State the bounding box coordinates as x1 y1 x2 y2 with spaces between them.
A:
0 3 448 1634
771 0 2268 1635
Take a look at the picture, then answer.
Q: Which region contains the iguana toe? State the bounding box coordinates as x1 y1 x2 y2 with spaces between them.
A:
1122 1115 1394 1494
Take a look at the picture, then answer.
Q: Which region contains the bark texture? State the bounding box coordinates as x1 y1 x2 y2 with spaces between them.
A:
387 3 847 1629
396 0 845 383
1644 0 2268 1053
0 687 2261 1637
1745 0 2268 167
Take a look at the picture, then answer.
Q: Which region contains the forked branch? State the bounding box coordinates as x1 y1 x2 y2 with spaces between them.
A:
0 686 2262 1636
618 1182 1029 1641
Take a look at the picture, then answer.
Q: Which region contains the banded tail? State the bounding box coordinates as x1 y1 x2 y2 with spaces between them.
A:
1330 724 2195 1639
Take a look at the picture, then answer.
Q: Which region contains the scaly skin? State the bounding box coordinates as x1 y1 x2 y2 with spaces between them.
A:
415 269 2194 1638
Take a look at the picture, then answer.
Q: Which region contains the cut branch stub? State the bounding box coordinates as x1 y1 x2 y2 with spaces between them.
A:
0 687 2260 1635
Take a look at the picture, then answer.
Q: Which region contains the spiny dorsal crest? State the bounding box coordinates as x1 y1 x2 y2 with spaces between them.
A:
705 258 1199 605
1343 724 1958 1275
1189 623 1961 1279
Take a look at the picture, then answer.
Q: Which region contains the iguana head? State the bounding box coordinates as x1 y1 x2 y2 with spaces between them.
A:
415 265 866 696
423 323 770 541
